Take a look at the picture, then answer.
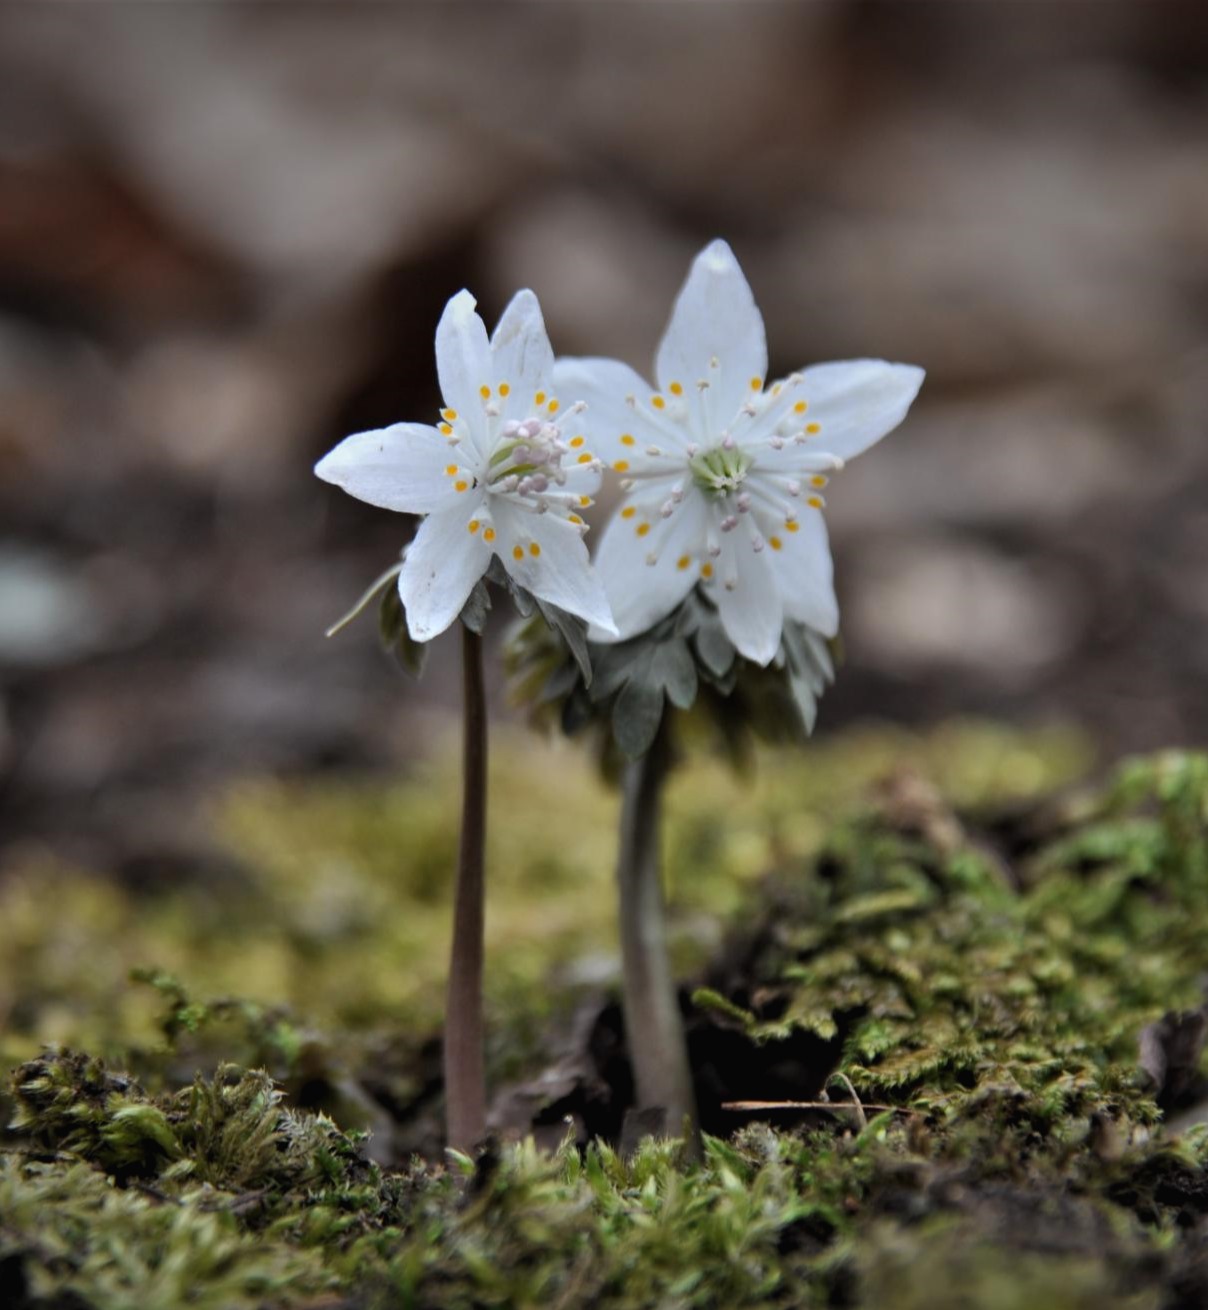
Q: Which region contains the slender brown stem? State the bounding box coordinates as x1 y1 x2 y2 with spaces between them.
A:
444 624 488 1151
616 721 701 1159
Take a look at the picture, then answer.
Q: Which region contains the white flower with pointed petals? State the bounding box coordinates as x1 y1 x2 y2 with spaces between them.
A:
316 290 617 642
553 240 923 665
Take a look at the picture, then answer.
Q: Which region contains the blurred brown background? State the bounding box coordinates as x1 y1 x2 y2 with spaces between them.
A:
1 2 1207 872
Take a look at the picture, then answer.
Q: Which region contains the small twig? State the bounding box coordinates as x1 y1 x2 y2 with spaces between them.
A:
721 1100 914 1116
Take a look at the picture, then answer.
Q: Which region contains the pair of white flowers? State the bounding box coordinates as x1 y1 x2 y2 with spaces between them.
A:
317 241 923 666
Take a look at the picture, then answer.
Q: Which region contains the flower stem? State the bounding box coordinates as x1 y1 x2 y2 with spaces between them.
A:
616 721 701 1159
444 623 488 1151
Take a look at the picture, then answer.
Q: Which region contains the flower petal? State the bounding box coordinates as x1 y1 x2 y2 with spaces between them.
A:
588 491 706 641
713 532 783 665
490 290 554 421
552 356 689 459
435 290 493 424
315 423 467 514
398 501 491 642
491 502 617 635
789 360 924 462
655 239 767 428
765 508 839 638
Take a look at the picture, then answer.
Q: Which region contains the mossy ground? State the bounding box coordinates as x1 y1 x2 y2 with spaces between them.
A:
3 722 1208 1308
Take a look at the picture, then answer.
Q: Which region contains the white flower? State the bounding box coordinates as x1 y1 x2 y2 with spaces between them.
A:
316 289 616 642
553 240 923 665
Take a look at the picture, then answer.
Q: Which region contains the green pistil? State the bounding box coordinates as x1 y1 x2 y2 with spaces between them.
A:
689 445 753 496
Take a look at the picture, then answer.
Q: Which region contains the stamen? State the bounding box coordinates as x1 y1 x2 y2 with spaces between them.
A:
669 381 684 396
651 395 666 410
615 460 630 472
621 434 636 447
513 544 524 560
442 408 458 421
677 555 691 570
529 542 541 557
484 527 496 542
480 385 491 399
635 522 651 537
621 506 637 520
498 383 510 398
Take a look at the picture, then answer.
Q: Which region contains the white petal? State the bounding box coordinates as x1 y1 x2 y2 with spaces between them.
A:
655 239 767 428
491 502 617 634
788 361 924 462
588 492 706 641
398 502 491 642
714 532 783 665
315 423 468 514
552 356 690 459
766 509 839 638
435 290 493 421
490 290 554 420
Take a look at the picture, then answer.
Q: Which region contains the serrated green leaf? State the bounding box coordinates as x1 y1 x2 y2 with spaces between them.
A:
459 578 492 634
379 586 428 678
693 615 736 679
536 599 592 686
613 677 665 758
651 639 698 710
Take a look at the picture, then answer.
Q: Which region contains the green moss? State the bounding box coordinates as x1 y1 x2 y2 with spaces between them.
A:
6 729 1208 1307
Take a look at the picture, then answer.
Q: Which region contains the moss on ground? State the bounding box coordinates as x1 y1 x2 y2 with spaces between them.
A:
3 725 1208 1307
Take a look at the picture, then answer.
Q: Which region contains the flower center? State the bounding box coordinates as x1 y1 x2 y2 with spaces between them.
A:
488 416 568 497
689 443 753 496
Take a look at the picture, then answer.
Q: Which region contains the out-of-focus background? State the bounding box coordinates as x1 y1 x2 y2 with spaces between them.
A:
2 1 1207 877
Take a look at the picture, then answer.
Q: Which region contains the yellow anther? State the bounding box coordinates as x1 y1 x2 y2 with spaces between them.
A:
569 436 585 448
442 408 458 421
513 544 524 560
806 422 821 434
577 452 592 464
786 520 800 533
794 401 808 415
498 382 510 397
484 527 496 542
529 542 541 557
579 495 592 507
548 399 559 414
769 536 783 551
807 495 824 509
621 506 637 520
568 514 584 526
669 381 683 396
446 464 459 475
439 423 453 436
651 395 666 410
676 555 691 571
614 460 630 472
772 384 782 396
701 562 714 579
454 480 469 492
749 376 762 391
467 521 480 534
480 385 491 399
810 475 828 488
534 391 546 406
621 434 635 447
635 522 650 538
